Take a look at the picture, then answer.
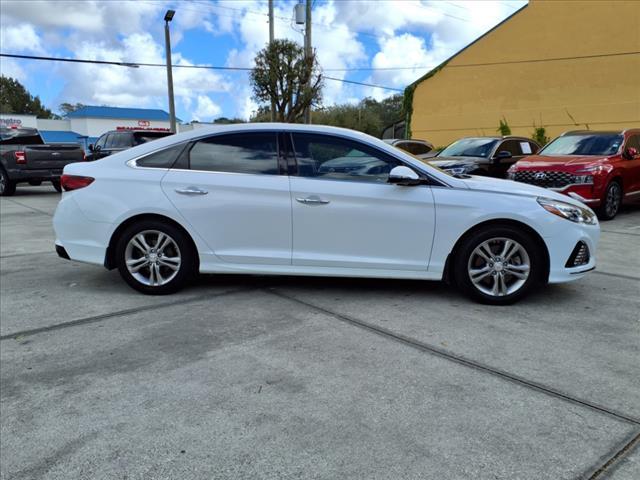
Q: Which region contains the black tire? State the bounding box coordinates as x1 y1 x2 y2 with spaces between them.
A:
454 225 544 305
52 180 62 193
0 168 16 197
115 219 196 295
596 180 622 221
28 180 42 186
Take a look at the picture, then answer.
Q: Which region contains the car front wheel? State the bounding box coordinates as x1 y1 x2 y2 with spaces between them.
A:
454 226 543 305
115 220 195 295
597 181 622 221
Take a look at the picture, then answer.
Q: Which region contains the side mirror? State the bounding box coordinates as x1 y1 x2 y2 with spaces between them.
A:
623 147 638 160
495 150 512 160
88 144 94 152
388 166 421 186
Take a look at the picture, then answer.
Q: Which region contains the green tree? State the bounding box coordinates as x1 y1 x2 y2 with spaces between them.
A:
497 117 511 136
250 39 323 123
212 117 246 124
59 102 86 115
0 75 55 118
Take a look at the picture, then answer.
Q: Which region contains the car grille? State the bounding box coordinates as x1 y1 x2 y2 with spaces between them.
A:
513 171 573 188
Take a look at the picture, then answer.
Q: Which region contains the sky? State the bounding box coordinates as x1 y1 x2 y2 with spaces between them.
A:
0 0 527 122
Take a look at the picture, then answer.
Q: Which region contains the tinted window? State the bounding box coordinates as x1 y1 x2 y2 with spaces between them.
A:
625 135 640 151
291 133 401 183
95 134 108 149
498 140 522 156
439 138 498 158
189 133 279 175
133 132 171 145
397 141 432 156
137 144 186 169
104 134 116 149
540 134 623 156
112 133 131 148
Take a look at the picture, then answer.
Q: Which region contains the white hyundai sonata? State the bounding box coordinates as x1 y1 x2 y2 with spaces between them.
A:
53 124 599 304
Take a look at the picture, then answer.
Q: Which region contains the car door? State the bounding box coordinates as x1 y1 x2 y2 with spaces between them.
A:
91 134 108 160
161 131 292 265
492 140 524 177
622 134 640 195
288 132 435 271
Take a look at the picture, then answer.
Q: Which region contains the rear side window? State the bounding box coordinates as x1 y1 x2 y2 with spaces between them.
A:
189 133 279 175
136 144 186 169
104 134 116 149
626 135 640 150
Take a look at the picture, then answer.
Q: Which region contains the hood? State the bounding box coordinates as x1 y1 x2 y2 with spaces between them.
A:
461 175 587 208
514 154 610 169
429 158 480 169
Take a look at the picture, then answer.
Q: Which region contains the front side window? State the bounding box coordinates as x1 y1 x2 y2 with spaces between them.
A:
625 135 640 151
189 133 279 175
291 133 400 183
112 133 132 149
497 140 522 156
104 134 116 149
540 134 623 156
438 138 498 158
95 134 107 149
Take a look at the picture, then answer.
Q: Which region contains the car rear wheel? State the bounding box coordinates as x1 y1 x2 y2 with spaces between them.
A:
0 169 16 197
597 181 622 221
454 226 543 305
115 220 195 295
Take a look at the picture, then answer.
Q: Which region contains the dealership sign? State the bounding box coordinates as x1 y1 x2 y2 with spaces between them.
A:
0 118 23 127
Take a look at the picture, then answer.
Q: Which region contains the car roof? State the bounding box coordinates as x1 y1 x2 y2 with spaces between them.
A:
454 136 536 142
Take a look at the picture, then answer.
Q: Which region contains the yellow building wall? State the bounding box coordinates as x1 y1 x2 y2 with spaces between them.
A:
410 0 640 147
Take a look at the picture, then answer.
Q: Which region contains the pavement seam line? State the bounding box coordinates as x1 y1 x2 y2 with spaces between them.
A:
0 288 253 341
592 271 640 281
267 289 640 426
584 430 640 479
4 198 53 217
1 250 57 259
599 230 640 237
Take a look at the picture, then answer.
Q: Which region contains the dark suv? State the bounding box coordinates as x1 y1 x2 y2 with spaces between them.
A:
86 130 172 161
430 136 541 178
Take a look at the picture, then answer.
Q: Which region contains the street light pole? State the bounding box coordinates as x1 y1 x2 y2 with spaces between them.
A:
268 0 275 122
164 10 177 134
303 0 312 124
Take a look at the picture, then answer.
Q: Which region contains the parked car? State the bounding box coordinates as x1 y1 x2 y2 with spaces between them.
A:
85 129 172 161
508 129 640 220
383 138 434 160
430 136 541 178
53 124 599 305
0 127 85 196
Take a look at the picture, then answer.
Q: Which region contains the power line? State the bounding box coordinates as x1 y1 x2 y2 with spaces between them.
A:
0 53 402 91
324 76 403 92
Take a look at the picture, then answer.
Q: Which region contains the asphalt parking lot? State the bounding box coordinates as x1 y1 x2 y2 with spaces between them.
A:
1 186 639 480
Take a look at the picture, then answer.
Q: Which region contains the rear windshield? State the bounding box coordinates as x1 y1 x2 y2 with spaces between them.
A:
133 132 171 145
540 134 623 156
0 130 44 145
438 138 497 158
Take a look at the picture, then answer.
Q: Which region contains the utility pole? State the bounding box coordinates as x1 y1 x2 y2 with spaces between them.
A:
164 10 177 133
268 0 275 122
303 0 312 124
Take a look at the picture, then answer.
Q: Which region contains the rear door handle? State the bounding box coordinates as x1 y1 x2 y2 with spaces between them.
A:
296 196 330 205
175 187 208 195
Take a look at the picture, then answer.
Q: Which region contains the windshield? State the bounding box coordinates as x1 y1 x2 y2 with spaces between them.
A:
539 134 623 156
438 138 497 158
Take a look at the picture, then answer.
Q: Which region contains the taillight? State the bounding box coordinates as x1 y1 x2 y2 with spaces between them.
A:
14 151 26 164
60 174 94 191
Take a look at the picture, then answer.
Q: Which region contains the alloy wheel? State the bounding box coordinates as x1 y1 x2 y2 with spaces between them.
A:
467 237 531 297
124 230 182 287
605 182 622 218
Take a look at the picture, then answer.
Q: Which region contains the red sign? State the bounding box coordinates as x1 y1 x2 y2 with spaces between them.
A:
116 126 171 132
137 120 150 127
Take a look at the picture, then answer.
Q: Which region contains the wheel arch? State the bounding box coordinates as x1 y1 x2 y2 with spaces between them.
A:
443 218 550 284
104 213 200 271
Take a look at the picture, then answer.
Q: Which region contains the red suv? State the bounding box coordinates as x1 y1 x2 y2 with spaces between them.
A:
508 129 640 220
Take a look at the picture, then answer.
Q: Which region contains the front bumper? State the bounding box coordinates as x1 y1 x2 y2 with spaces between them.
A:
544 222 600 284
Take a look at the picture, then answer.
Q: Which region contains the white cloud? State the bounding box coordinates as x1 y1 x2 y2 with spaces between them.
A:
0 24 44 53
193 95 223 121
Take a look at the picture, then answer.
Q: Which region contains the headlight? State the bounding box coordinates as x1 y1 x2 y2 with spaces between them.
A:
447 165 475 175
571 175 594 185
537 197 597 225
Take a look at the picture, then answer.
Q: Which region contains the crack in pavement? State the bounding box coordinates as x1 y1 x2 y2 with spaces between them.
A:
4 198 54 217
0 288 253 341
593 271 640 282
584 430 640 479
265 288 640 427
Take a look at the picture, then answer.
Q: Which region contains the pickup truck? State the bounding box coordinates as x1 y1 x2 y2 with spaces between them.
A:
0 127 85 196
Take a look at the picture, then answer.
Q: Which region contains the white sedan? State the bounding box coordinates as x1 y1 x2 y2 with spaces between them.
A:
53 124 599 304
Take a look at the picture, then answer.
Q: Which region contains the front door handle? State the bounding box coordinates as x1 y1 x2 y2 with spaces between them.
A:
175 187 208 195
296 196 330 205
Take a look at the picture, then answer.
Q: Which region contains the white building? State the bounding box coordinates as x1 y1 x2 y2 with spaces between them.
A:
0 106 189 150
